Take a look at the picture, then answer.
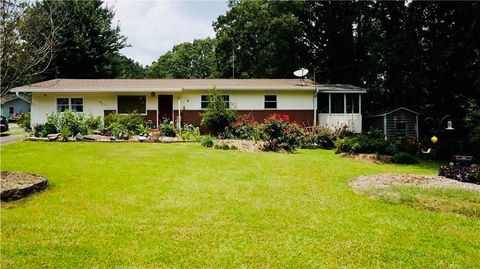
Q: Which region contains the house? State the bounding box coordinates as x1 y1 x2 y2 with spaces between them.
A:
10 79 366 132
0 94 31 118
364 107 419 140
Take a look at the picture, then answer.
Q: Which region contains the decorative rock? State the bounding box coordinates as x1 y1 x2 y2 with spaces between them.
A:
1 171 48 201
75 133 84 141
83 135 99 141
138 136 147 142
47 133 59 141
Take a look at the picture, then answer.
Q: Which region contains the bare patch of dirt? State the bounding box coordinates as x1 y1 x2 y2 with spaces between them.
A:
215 139 264 152
339 153 392 164
1 171 48 201
349 173 480 193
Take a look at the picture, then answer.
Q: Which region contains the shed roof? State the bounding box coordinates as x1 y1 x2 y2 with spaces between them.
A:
366 107 419 117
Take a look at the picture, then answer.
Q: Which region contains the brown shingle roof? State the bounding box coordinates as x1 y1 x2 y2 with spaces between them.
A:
11 79 318 92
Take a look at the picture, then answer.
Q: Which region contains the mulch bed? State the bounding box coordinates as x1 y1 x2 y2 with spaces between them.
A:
349 173 480 193
339 153 392 164
215 139 264 152
1 171 48 201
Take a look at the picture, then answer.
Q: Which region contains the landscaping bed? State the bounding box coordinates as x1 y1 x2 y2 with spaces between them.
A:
1 171 48 201
350 173 480 193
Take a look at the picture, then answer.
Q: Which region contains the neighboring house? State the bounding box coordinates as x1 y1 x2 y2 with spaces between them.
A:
10 79 366 132
0 94 31 118
364 107 419 140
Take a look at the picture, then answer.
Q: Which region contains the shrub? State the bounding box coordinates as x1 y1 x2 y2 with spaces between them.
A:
33 123 57 137
181 125 201 141
81 115 102 134
439 163 479 184
302 127 335 149
17 112 31 130
260 113 304 153
227 113 258 140
335 129 399 155
200 135 214 147
108 122 130 139
214 144 237 150
104 112 145 135
201 90 237 135
160 119 176 137
392 152 420 164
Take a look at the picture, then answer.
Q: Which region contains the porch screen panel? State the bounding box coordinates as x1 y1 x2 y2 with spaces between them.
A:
331 94 344 113
118 96 146 114
317 93 329 113
346 94 359 113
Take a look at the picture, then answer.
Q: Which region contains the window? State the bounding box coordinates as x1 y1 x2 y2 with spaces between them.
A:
56 98 82 112
201 95 230 109
331 94 344 113
346 93 359 113
9 107 14 114
118 96 146 114
71 98 83 112
264 95 277 109
317 93 329 113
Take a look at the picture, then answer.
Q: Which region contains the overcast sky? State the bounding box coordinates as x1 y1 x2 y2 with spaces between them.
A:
103 0 229 66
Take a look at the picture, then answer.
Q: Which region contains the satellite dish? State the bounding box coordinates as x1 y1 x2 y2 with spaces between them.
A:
293 68 309 77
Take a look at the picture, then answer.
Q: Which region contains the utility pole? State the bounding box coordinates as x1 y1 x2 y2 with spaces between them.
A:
232 47 235 78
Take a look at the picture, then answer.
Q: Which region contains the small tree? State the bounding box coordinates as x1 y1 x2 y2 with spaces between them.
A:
201 89 237 135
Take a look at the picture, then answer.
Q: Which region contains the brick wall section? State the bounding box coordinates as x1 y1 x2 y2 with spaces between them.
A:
145 110 157 128
179 110 314 127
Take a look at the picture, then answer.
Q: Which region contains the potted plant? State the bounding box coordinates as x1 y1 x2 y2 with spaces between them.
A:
151 128 160 142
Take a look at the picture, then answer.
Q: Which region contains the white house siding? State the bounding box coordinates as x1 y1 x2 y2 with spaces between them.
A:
179 90 315 110
31 92 160 125
31 91 315 125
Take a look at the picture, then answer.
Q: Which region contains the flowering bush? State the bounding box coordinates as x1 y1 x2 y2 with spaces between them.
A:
222 113 260 140
439 163 479 184
260 113 304 152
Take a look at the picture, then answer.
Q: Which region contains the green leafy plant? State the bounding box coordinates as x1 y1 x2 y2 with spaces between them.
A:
17 112 31 130
108 122 130 139
392 152 420 164
181 124 201 141
201 90 237 136
160 119 176 137
104 112 144 135
200 135 214 147
335 129 399 155
33 123 57 138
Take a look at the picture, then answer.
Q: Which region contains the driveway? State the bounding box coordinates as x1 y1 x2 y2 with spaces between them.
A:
0 123 27 145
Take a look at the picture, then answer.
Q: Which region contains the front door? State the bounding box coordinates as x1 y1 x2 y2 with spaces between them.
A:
158 95 173 123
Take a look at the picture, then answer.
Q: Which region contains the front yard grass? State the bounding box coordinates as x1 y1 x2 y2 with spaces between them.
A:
1 142 479 268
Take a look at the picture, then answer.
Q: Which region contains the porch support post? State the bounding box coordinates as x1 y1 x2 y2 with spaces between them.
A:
177 98 181 130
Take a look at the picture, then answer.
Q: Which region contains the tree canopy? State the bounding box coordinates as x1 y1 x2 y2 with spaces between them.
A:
146 38 217 79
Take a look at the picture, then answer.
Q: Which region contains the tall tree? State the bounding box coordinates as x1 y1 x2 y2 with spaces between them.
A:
36 0 127 79
0 0 62 94
146 38 217 78
213 0 306 78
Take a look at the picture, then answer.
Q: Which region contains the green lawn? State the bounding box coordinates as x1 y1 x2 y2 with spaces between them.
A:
1 142 479 268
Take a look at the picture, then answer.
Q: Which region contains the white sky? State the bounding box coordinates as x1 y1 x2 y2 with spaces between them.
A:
103 0 229 66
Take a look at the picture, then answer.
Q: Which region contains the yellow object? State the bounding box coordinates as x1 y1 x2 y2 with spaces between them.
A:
431 136 438 144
